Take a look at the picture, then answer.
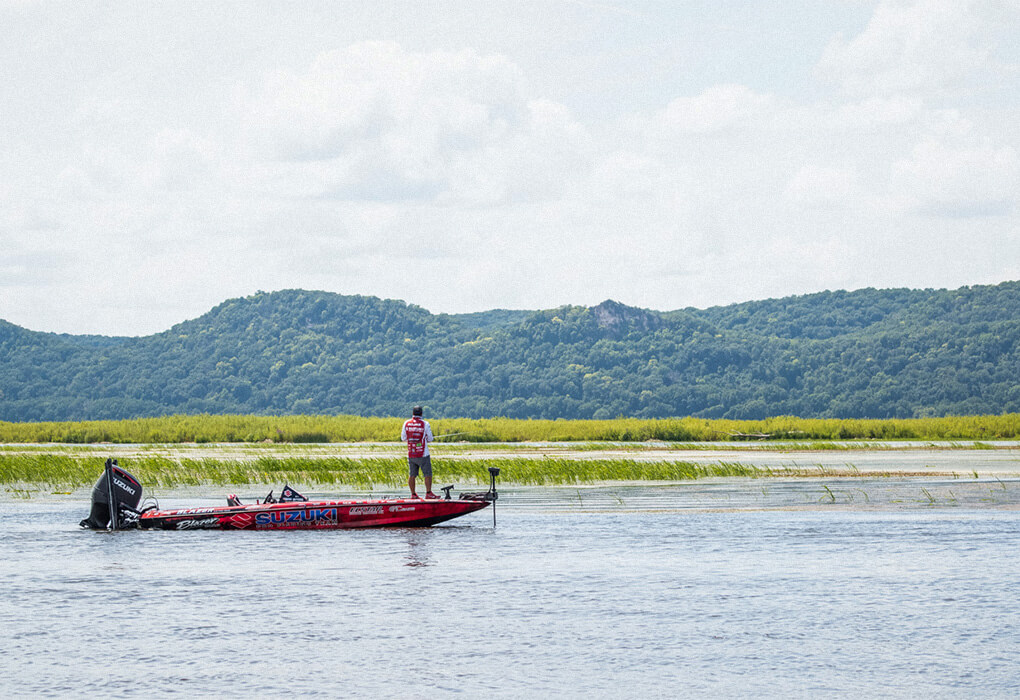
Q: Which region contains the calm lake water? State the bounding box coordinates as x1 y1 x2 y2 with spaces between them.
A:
3 479 1020 697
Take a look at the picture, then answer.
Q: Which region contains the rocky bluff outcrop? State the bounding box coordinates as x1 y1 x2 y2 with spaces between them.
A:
592 300 664 336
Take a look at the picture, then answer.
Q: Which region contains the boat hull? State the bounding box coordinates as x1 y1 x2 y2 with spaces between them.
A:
138 497 490 531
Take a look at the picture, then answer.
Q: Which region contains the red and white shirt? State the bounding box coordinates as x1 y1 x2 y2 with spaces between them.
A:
401 417 433 458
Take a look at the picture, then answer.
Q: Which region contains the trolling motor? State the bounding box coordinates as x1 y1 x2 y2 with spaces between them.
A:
79 459 144 530
460 466 500 526
487 467 499 527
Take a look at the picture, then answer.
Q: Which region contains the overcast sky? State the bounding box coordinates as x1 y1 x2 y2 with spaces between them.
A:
2 0 1018 336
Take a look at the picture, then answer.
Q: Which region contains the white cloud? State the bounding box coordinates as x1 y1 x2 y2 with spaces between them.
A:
655 84 778 135
816 0 1000 97
891 138 1019 216
827 96 923 131
238 42 592 205
57 129 218 203
782 165 863 210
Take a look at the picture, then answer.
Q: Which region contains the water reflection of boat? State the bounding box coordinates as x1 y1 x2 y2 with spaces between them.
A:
80 459 497 531
403 529 435 567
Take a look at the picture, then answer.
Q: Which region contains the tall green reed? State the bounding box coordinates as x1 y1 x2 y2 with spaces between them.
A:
1 413 1018 444
0 453 762 489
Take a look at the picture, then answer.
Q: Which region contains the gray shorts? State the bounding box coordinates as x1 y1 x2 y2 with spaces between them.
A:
408 456 432 478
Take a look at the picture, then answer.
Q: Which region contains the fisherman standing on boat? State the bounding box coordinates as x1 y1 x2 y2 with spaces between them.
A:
402 405 437 499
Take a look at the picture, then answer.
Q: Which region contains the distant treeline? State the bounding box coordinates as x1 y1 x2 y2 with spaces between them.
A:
1 281 1019 421
1 413 1018 444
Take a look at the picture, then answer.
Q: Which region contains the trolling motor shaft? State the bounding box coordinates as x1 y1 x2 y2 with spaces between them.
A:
457 466 501 526
488 467 499 527
487 466 499 501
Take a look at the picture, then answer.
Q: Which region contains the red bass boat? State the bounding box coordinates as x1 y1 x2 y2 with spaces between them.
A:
80 459 498 531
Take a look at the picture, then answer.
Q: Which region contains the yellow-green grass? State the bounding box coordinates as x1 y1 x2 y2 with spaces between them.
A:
1 413 1019 444
0 453 761 490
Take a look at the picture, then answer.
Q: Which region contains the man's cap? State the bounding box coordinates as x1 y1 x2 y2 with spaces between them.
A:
412 405 423 416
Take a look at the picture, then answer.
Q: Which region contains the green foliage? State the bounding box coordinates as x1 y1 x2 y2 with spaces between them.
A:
1 282 1019 421
0 452 762 489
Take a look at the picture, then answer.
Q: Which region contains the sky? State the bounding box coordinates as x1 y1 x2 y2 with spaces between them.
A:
1 0 1018 336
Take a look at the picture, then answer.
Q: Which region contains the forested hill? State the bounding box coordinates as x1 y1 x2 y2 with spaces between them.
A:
1 282 1018 421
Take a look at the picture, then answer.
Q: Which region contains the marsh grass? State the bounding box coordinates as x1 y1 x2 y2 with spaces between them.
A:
0 453 762 490
1 413 1018 444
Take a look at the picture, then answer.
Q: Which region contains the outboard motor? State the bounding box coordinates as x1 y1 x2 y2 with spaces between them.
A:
80 459 143 530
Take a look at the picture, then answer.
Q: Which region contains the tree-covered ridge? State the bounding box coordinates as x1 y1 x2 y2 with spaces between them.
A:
0 282 1017 421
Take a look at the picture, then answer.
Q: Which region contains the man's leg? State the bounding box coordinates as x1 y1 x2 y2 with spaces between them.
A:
423 456 436 497
408 459 419 497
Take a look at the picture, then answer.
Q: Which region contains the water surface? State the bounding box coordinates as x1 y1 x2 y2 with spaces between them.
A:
2 482 1019 697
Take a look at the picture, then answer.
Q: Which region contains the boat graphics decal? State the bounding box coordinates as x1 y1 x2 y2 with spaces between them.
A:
228 512 254 527
349 506 384 515
254 507 338 527
112 477 138 498
176 517 220 530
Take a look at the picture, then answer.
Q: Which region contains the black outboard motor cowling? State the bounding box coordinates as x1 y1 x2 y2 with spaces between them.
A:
80 459 143 530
